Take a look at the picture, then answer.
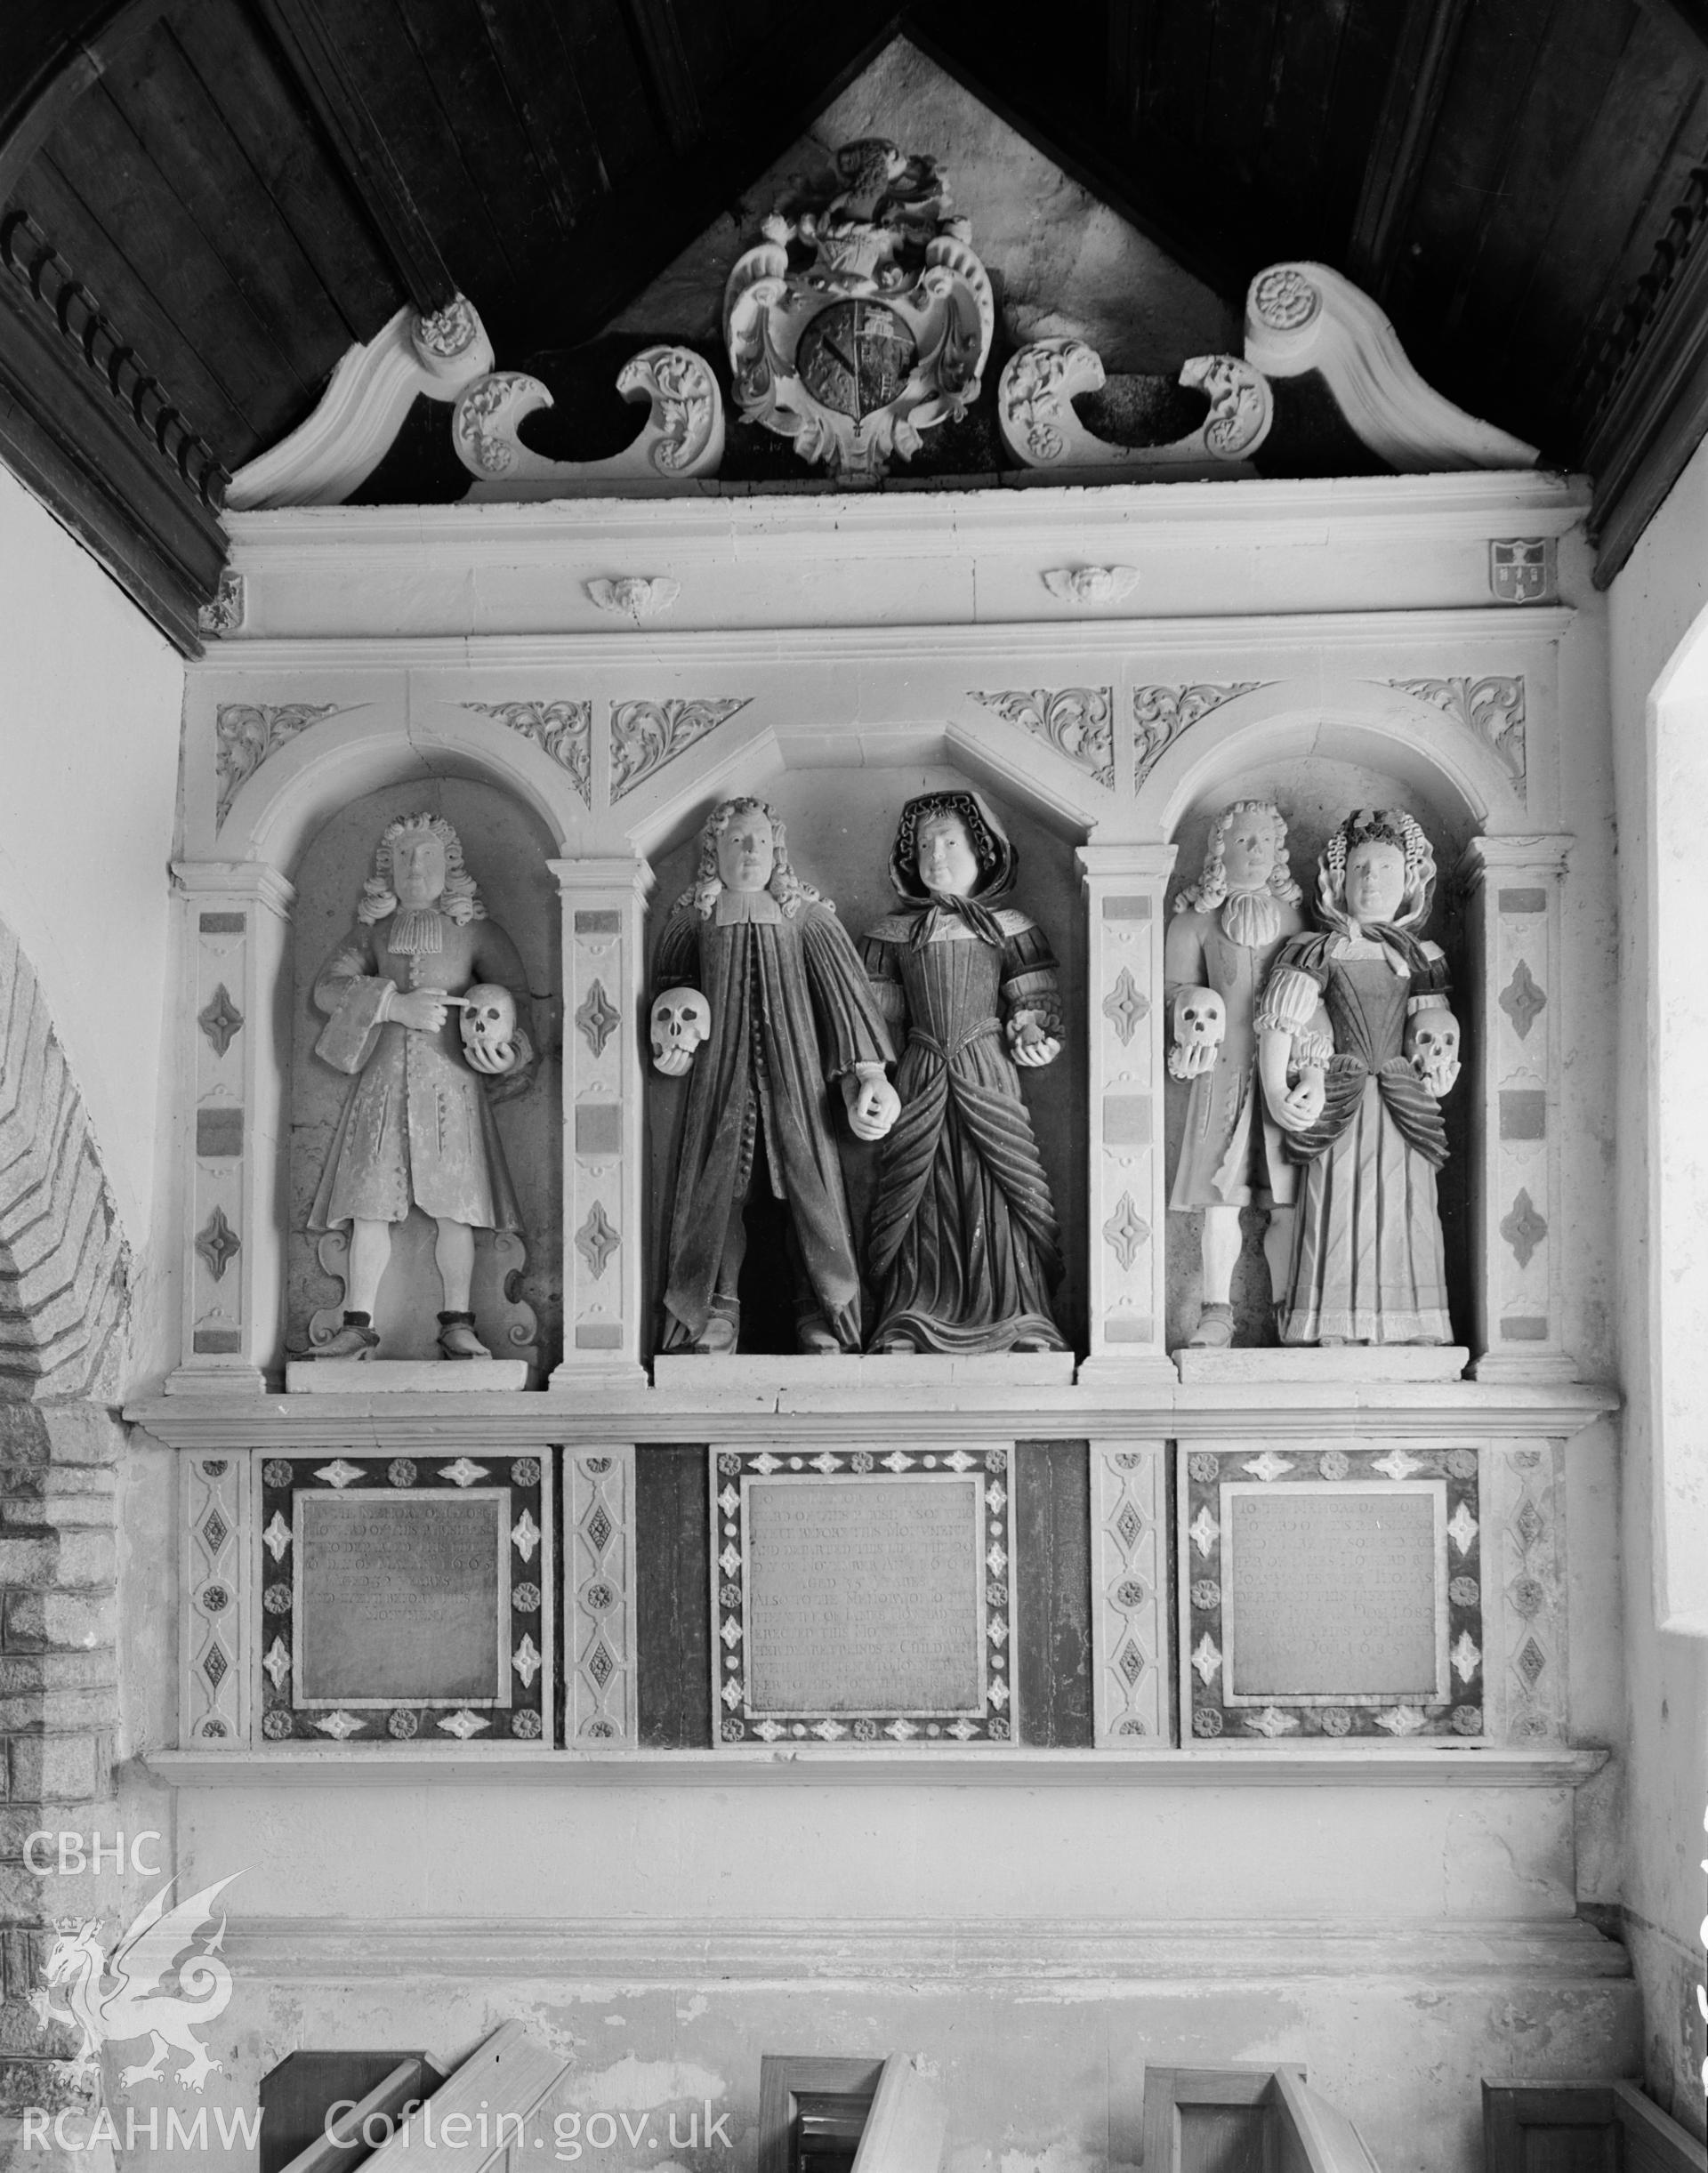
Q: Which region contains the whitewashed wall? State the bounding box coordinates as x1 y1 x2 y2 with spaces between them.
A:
0 466 183 1365
1607 436 1708 2137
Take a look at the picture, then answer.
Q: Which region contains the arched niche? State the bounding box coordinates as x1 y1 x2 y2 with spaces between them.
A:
217 702 596 874
1136 679 1526 844
642 758 1090 1358
1156 700 1486 1356
285 775 563 1371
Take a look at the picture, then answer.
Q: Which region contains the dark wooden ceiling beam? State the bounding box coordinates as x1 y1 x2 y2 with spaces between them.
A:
621 0 705 158
0 0 174 197
487 2 906 355
1342 0 1473 299
249 0 456 313
0 205 225 652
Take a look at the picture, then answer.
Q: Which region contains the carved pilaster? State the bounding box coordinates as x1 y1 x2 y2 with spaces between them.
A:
549 857 653 1386
180 1453 249 1747
167 861 295 1392
1487 1443 1567 1743
566 1447 638 1747
1458 836 1574 1380
1090 1441 1170 1745
1077 844 1178 1380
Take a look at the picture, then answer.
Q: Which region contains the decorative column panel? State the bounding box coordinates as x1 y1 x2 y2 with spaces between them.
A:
1090 1440 1170 1745
565 1446 638 1747
1077 844 1178 1381
549 858 653 1385
1458 836 1573 1379
167 862 296 1393
179 1452 250 1747
1486 1442 1567 1743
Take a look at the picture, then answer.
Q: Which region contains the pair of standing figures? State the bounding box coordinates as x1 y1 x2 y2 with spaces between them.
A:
302 796 1461 1361
1166 801 1462 1348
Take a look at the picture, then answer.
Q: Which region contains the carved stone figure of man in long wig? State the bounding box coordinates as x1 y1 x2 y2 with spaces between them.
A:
649 797 899 1355
307 812 532 1360
1164 800 1305 1346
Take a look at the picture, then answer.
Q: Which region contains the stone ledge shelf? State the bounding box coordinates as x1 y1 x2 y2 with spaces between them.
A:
143 1745 1608 1788
215 1913 1625 1984
128 1379 1619 1448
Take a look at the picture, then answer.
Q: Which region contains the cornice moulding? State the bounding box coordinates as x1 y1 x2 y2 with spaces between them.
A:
183 608 1577 682
125 1378 1617 1450
223 470 1591 560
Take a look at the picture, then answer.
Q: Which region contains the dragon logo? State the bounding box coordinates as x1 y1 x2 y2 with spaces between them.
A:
37 1876 238 2092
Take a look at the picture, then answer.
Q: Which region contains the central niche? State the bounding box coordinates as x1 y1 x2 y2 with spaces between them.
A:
642 767 1086 1359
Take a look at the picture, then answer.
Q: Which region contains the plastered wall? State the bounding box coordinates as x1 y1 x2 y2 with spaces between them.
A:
0 467 183 1372
1607 429 1708 2135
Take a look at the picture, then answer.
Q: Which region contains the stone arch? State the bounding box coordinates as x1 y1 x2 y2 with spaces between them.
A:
217 700 596 875
1134 678 1527 842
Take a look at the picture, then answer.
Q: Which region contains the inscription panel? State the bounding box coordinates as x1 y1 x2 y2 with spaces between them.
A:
746 1479 982 1714
1222 1486 1443 1702
258 1452 552 1746
1179 1445 1484 1742
296 1492 507 1707
713 1445 1015 1746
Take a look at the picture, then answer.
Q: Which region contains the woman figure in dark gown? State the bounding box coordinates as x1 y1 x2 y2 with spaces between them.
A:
861 793 1068 1353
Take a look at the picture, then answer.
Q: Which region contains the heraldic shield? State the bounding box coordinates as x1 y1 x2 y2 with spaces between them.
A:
723 138 995 480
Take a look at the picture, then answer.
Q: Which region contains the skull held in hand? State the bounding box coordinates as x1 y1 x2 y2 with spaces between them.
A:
650 986 711 1066
460 983 516 1061
1411 1010 1461 1090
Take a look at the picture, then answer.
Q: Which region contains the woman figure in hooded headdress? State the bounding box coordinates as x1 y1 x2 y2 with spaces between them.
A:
1255 808 1462 1345
861 792 1068 1354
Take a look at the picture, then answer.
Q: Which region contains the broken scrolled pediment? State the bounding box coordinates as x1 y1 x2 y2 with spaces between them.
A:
999 339 1273 475
453 346 723 495
1244 261 1538 472
724 138 995 480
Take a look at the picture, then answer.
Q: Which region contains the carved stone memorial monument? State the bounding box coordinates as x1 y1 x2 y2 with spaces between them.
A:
712 1445 1016 1744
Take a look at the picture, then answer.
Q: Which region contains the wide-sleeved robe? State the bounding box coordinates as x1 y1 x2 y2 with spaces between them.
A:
309 911 526 1235
654 889 894 1350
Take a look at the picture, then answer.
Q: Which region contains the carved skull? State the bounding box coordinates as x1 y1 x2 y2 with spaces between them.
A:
459 983 516 1059
1176 988 1226 1047
1411 1013 1461 1076
650 986 711 1063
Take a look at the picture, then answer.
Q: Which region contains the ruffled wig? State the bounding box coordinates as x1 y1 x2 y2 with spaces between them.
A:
358 812 486 925
684 797 826 920
1174 801 1301 914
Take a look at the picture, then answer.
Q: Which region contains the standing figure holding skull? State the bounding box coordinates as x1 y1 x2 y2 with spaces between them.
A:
307 812 533 1359
1164 801 1304 1347
1255 807 1461 1345
649 798 899 1355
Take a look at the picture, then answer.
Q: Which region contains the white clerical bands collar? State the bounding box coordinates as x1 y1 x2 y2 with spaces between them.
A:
714 889 784 924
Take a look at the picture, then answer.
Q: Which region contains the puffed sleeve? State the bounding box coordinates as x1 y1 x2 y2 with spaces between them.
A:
999 918 1064 1041
801 905 897 1077
651 904 702 999
1255 939 1333 1067
311 926 391 1075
